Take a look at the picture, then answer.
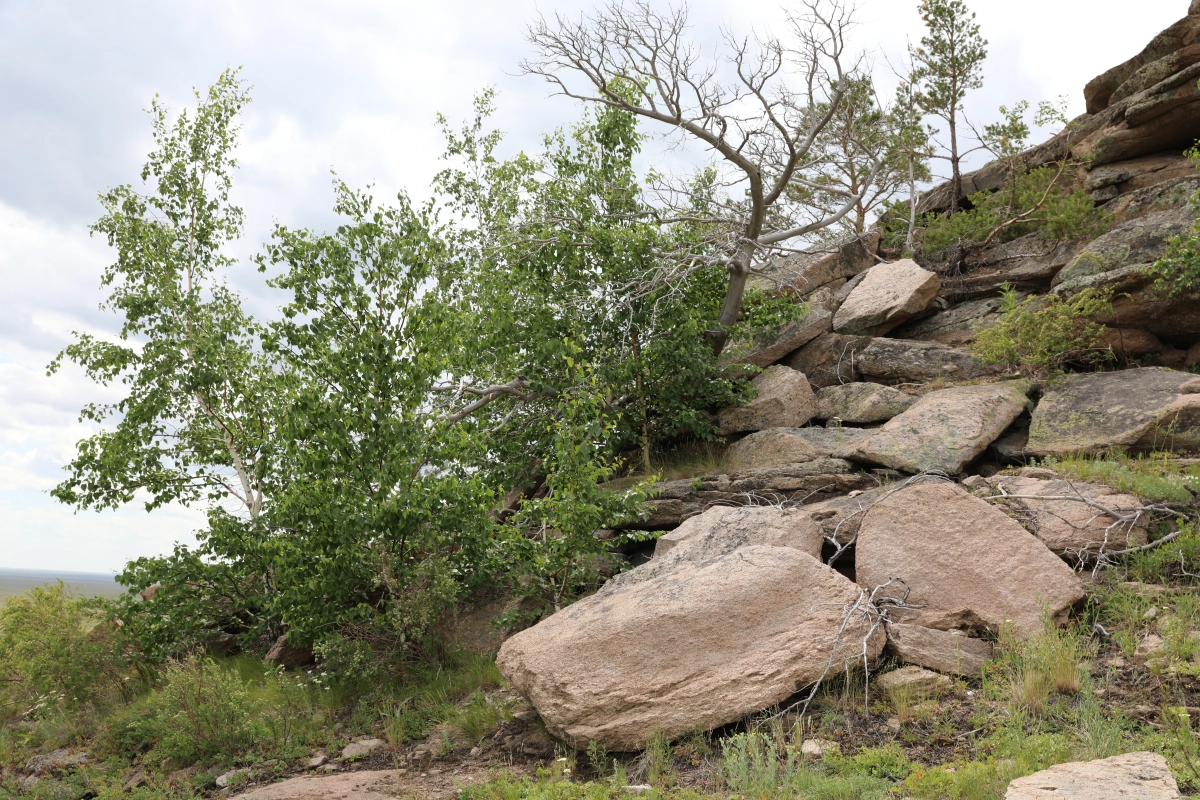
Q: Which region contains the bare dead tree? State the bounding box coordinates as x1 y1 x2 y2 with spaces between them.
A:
521 0 885 354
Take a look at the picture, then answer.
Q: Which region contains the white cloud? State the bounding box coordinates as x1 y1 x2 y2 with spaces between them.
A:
0 0 1190 569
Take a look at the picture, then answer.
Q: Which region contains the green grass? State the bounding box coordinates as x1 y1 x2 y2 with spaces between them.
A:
1035 453 1200 503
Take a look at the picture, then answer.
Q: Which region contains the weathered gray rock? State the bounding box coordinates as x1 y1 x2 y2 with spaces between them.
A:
723 305 832 368
949 235 1088 302
631 466 877 530
725 426 871 471
1005 752 1181 800
832 260 942 336
890 297 1005 347
1027 368 1200 456
783 332 871 389
497 546 886 750
815 383 917 423
836 382 1031 475
629 505 823 589
265 635 315 669
854 338 1006 385
26 749 89 776
341 739 384 760
875 666 954 697
718 366 817 435
985 475 1150 560
885 623 993 678
856 482 1085 637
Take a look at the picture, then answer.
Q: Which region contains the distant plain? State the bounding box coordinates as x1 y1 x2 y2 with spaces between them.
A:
0 567 123 599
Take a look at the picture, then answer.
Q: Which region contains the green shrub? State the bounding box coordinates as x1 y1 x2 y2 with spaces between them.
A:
0 582 135 719
1147 142 1200 296
920 164 1104 257
972 284 1113 374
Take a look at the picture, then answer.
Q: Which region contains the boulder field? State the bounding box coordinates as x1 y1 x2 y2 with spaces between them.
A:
497 4 1200 755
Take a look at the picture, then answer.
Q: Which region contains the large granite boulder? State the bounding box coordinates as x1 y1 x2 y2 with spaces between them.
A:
815 383 917 423
497 546 885 750
783 332 871 389
725 426 871 472
856 482 1085 637
1027 367 1200 456
616 505 824 589
854 339 1006 385
1005 752 1180 800
984 475 1150 561
631 465 877 529
884 623 993 679
723 304 832 368
718 366 817 435
835 381 1031 475
832 260 941 336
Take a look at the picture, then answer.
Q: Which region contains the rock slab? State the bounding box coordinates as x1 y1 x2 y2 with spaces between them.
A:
815 383 916 423
885 622 994 678
1005 751 1180 800
855 482 1085 637
832 259 942 336
725 426 871 471
984 476 1149 561
718 366 817 435
497 546 885 750
1027 368 1200 457
836 382 1030 475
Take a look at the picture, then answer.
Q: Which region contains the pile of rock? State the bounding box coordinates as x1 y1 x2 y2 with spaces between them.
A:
497 3 1200 754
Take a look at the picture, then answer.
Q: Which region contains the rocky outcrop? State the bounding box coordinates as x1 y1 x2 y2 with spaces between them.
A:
884 623 993 678
725 426 871 472
832 260 941 336
497 546 885 751
854 339 1006 385
643 504 824 569
634 466 878 529
802 486 891 545
856 482 1085 637
984 475 1150 560
890 297 1005 347
1027 367 1200 456
724 305 832 368
718 366 817 435
814 383 916 423
1005 752 1181 800
784 332 871 388
835 381 1031 475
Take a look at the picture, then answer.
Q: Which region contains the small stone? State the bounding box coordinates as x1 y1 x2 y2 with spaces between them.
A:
876 666 954 697
215 768 250 789
307 754 328 768
1135 634 1166 659
1094 688 1107 697
801 739 840 757
1110 657 1126 669
625 785 653 794
322 763 339 772
511 709 538 723
886 717 901 732
122 770 147 790
1019 467 1059 479
340 738 384 759
1144 607 1160 620
469 747 481 758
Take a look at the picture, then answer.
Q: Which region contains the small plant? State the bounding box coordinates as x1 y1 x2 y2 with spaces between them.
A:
645 731 678 788
972 284 1113 375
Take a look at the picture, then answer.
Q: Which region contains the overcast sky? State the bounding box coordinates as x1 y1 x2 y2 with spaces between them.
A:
0 0 1189 573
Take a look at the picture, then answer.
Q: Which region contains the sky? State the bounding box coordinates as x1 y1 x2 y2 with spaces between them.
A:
0 0 1190 573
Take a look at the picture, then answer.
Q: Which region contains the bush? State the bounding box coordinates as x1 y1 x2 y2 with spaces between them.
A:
0 582 134 719
920 164 1104 257
972 284 1113 374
